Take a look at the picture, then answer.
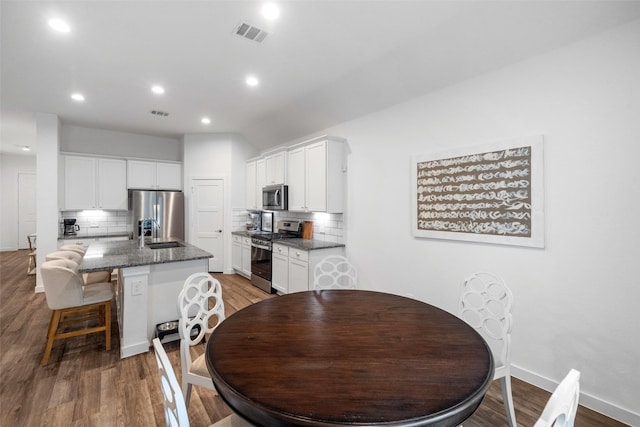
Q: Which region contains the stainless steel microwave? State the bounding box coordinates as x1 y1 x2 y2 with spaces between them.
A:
262 184 288 210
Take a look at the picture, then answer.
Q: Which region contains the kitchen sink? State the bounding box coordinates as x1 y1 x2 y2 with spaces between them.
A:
147 241 185 249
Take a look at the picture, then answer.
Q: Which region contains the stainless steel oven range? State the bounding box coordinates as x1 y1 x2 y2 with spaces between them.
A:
250 219 301 293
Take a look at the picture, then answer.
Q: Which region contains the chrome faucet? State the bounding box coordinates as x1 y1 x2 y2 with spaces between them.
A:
139 219 146 248
139 218 159 248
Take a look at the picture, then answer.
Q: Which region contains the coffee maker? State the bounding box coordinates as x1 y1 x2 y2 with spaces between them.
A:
63 218 80 236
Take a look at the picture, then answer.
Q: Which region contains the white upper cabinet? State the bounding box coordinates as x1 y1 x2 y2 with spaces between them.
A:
246 160 258 210
287 137 345 213
256 158 267 209
155 162 182 190
98 158 128 209
265 151 286 185
127 160 182 190
63 155 127 210
287 147 306 211
248 151 287 210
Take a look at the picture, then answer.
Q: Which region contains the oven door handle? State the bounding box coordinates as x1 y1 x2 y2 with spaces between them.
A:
251 242 271 251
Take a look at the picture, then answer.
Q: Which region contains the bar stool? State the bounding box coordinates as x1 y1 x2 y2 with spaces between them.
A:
40 259 113 365
27 234 37 276
46 251 112 285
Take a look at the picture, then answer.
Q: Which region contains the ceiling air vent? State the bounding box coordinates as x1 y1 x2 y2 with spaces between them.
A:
234 21 268 43
150 110 169 117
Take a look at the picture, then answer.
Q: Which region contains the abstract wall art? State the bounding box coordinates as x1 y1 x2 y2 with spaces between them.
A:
411 135 544 247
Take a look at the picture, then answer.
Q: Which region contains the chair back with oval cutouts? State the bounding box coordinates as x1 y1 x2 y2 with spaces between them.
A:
313 255 358 290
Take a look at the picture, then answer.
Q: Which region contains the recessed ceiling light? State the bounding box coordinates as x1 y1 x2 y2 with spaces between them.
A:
261 3 280 20
201 117 211 124
22 146 31 152
151 85 165 94
246 76 259 87
71 93 85 101
48 18 70 33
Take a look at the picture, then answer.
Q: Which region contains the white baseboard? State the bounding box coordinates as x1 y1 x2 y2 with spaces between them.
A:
512 365 639 426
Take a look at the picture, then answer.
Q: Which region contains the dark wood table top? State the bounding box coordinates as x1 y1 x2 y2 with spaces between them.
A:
206 290 494 427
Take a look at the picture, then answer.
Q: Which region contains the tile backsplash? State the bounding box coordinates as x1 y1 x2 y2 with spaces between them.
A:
60 210 131 237
63 208 344 243
232 208 344 244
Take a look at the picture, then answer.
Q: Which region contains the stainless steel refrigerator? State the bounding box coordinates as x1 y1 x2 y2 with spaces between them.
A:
129 190 185 240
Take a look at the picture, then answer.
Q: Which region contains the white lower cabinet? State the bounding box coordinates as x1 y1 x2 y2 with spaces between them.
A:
232 234 253 279
232 236 242 271
241 237 252 277
271 245 289 294
272 243 344 294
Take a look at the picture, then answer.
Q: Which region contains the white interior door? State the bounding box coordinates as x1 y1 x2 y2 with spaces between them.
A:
190 179 224 272
18 172 37 249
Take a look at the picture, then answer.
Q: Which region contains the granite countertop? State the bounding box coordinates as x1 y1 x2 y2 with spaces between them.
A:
58 232 131 240
79 238 213 273
232 231 345 251
273 238 345 251
231 230 254 237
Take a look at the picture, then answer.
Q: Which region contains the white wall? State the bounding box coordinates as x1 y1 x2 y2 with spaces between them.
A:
284 20 640 424
0 154 36 250
183 133 257 272
60 124 182 161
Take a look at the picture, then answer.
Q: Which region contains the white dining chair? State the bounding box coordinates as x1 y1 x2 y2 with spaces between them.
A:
152 338 254 427
153 338 190 427
177 272 226 408
534 369 581 427
459 271 516 427
313 255 358 290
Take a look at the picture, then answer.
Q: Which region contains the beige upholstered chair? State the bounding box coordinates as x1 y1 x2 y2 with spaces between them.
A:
534 369 581 427
460 272 516 427
59 244 86 254
45 250 111 285
40 259 113 365
152 338 253 427
313 255 358 290
177 272 226 407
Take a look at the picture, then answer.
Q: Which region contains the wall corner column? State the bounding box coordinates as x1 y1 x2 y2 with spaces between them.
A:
35 113 60 293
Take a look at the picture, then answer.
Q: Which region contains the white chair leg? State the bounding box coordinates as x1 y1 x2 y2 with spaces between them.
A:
500 375 517 427
183 382 192 408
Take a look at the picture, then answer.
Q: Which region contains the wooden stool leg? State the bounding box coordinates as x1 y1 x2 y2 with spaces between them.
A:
42 310 62 366
104 301 111 351
27 251 37 276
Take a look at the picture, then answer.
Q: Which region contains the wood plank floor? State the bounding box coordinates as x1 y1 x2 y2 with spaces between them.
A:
0 249 627 426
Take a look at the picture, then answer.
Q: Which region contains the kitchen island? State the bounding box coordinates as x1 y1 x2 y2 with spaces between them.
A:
79 238 212 358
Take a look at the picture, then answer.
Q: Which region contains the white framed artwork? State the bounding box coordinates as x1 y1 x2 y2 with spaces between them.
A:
411 135 545 248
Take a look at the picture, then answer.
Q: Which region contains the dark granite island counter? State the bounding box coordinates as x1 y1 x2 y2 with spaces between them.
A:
79 238 212 358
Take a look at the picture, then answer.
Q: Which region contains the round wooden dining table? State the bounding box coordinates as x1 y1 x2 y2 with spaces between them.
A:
206 290 494 427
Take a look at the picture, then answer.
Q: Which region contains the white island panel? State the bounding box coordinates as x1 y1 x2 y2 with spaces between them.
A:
118 258 208 358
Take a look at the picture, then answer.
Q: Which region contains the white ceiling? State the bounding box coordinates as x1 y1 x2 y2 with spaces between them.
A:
2 1 640 156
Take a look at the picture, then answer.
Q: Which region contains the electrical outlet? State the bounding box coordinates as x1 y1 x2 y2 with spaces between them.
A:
131 280 143 296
